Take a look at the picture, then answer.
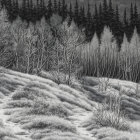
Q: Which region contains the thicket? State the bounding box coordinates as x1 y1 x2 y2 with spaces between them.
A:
0 10 84 84
82 26 140 82
0 8 140 83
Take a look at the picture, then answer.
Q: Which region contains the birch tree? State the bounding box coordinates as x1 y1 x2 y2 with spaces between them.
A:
100 26 118 77
57 21 85 84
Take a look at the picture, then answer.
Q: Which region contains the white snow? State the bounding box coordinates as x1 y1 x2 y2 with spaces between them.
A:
69 108 97 140
0 86 31 140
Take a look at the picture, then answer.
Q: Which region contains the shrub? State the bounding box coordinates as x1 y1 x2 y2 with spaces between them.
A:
30 98 71 118
93 94 130 131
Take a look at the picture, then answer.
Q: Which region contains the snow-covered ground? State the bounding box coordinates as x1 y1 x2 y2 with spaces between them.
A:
0 67 140 140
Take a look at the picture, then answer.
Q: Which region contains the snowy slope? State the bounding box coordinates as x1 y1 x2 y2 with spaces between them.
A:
0 67 140 140
0 67 97 140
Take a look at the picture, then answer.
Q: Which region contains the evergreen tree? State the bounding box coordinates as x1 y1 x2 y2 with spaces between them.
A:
98 3 104 38
19 0 26 21
79 6 83 27
68 2 73 26
79 6 86 28
129 3 134 39
138 12 140 34
58 0 61 15
6 0 13 22
41 0 46 15
36 0 40 20
133 3 138 27
27 0 34 22
53 0 57 13
114 5 123 46
86 2 92 39
74 0 79 25
103 0 108 25
61 0 67 21
93 4 98 33
108 0 114 28
12 0 19 21
130 3 134 26
123 8 128 26
123 8 129 37
46 0 52 19
115 5 120 24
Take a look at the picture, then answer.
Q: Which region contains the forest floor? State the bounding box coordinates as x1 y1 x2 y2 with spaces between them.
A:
0 67 140 140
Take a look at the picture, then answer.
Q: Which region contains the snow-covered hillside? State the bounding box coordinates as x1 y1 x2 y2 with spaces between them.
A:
0 67 140 140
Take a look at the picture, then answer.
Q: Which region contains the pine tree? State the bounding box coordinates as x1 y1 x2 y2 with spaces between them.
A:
74 0 79 25
108 0 114 28
123 8 128 26
115 5 120 24
130 3 134 26
40 0 46 16
61 0 67 21
58 0 61 15
68 2 73 26
6 0 13 22
78 6 86 28
46 0 52 19
79 6 83 27
86 2 92 38
103 0 108 25
94 4 98 33
114 5 123 46
133 3 138 27
123 8 129 37
98 3 104 38
53 0 57 13
129 3 134 39
19 0 27 21
36 0 40 20
13 0 19 20
27 0 34 22
138 12 140 34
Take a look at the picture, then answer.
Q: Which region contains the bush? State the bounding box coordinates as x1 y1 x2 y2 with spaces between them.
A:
93 94 130 131
30 98 71 118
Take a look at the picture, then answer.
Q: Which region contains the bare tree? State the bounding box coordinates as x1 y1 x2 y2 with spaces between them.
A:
24 23 38 73
10 18 27 70
56 21 85 84
35 17 54 74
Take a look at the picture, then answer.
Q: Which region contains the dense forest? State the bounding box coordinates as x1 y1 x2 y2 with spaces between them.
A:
0 0 140 83
1 0 140 44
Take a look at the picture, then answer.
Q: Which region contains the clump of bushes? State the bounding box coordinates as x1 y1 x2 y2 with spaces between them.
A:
92 94 130 131
30 98 71 118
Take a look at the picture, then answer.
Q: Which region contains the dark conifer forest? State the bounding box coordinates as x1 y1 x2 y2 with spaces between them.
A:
1 0 140 44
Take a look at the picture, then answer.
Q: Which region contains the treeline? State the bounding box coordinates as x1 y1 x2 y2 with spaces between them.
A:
82 26 140 82
0 9 84 84
1 0 140 44
0 7 140 83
